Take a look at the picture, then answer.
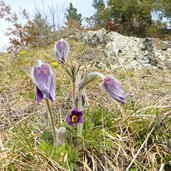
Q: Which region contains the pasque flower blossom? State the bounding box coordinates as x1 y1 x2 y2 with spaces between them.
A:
78 72 125 104
66 108 83 125
101 75 125 104
31 60 55 103
54 38 69 64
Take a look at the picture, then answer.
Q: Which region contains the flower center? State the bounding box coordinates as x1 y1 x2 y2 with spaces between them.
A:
71 115 78 123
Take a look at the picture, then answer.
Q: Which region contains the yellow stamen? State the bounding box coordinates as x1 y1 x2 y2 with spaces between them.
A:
71 115 78 123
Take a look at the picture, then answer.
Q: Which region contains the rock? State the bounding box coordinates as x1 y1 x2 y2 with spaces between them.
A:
164 59 171 69
83 29 171 70
83 29 107 46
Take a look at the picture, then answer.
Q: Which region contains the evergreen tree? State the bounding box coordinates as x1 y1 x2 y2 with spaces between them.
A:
65 2 82 25
106 0 171 35
157 0 171 27
107 0 154 36
92 0 108 26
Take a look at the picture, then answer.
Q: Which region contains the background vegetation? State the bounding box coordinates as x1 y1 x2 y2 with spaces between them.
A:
0 0 171 53
91 0 171 37
0 0 171 170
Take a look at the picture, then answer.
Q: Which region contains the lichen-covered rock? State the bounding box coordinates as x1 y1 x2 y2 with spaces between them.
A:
83 29 107 46
83 29 171 70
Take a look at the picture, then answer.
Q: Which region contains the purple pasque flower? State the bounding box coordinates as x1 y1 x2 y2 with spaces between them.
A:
31 60 55 103
101 75 126 104
66 108 83 125
54 38 69 64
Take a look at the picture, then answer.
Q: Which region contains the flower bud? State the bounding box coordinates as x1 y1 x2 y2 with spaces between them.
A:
57 127 66 145
54 38 69 64
78 72 105 91
101 75 125 104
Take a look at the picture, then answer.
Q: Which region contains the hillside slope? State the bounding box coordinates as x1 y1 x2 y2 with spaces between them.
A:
0 37 171 170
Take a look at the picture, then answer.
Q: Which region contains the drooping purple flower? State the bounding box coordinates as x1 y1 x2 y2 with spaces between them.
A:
66 108 83 126
54 38 69 64
31 60 55 103
101 75 126 104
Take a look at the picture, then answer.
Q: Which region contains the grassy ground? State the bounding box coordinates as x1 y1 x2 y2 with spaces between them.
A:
0 40 171 171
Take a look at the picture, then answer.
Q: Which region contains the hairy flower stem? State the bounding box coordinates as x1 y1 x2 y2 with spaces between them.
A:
77 91 83 137
58 108 62 128
46 99 57 148
68 81 76 144
72 82 76 107
68 126 73 145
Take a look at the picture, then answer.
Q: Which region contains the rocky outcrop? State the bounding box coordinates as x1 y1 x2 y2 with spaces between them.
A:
83 29 171 70
84 29 107 45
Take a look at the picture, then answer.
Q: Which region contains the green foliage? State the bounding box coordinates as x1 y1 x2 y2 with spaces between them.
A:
83 108 114 151
65 3 82 25
12 124 35 151
156 0 171 20
92 0 109 26
89 0 171 36
107 0 153 36
39 140 81 169
4 123 81 170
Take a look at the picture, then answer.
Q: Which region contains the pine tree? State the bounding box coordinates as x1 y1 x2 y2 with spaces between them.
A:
65 2 82 25
107 0 171 32
107 0 154 36
92 0 108 26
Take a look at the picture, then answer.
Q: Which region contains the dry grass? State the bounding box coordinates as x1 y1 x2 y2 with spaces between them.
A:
0 41 171 170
